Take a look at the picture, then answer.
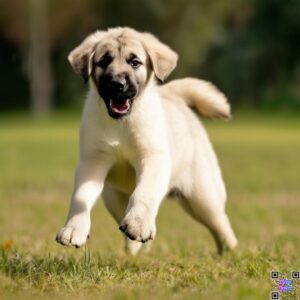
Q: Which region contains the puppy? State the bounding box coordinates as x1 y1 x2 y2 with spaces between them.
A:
56 27 238 255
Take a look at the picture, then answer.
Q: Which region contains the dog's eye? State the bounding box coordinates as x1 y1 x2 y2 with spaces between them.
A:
98 55 112 68
129 59 142 69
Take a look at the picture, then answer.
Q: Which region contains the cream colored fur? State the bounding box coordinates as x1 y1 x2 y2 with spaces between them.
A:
56 27 238 255
160 78 231 119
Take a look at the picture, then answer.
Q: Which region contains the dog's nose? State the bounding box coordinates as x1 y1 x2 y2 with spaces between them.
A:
110 76 127 92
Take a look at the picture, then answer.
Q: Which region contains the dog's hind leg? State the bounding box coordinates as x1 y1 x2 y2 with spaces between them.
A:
178 175 238 254
102 185 145 255
179 194 237 254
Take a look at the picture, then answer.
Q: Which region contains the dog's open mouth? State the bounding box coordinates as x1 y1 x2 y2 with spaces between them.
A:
109 98 130 115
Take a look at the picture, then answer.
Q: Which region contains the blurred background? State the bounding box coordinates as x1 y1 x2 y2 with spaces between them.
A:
0 0 300 114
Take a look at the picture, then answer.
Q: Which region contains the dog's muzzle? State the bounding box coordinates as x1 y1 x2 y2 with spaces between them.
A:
98 74 137 119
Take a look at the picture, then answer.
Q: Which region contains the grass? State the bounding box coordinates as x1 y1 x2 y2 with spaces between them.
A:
0 110 299 299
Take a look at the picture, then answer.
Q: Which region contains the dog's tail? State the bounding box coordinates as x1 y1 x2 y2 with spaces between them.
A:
160 78 231 120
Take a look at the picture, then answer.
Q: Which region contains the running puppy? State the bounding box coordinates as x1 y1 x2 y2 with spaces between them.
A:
56 27 238 255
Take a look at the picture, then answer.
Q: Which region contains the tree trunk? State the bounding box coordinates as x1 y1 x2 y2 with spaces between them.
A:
29 0 53 115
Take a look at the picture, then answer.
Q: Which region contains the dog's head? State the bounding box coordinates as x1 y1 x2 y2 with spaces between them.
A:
68 27 178 119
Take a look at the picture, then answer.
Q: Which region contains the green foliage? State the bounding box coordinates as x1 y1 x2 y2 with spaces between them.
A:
0 0 299 110
202 0 300 107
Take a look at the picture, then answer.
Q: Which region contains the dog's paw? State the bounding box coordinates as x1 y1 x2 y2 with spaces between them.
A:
119 206 156 243
56 225 90 248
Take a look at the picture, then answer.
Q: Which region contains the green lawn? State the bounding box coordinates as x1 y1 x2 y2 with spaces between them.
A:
0 111 299 300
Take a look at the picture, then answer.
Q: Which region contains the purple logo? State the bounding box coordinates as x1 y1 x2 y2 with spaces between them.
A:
279 279 292 293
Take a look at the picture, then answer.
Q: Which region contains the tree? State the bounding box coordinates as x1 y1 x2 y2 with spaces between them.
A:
29 0 53 115
0 0 92 114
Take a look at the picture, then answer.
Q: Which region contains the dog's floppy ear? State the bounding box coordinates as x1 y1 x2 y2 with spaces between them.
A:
140 33 178 82
68 31 105 83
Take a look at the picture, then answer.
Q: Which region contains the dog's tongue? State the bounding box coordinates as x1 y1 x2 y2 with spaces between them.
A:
109 99 130 114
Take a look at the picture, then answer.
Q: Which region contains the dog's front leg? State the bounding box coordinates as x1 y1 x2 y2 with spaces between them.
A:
119 154 170 243
56 157 112 247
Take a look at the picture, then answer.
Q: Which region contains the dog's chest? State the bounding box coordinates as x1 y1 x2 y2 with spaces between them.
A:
99 120 137 165
110 140 136 166
101 125 137 194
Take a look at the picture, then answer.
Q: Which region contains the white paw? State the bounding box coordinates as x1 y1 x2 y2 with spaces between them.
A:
119 204 156 243
56 217 90 248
